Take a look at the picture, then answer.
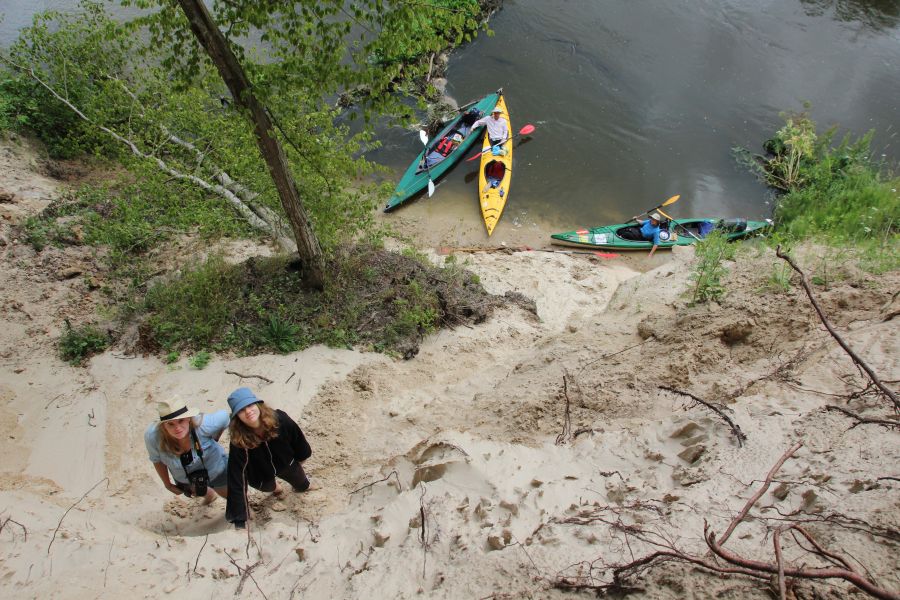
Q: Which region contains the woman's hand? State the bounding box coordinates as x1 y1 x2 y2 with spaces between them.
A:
165 482 183 495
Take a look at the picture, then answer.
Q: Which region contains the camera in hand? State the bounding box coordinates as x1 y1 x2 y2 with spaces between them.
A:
179 450 209 497
187 468 209 497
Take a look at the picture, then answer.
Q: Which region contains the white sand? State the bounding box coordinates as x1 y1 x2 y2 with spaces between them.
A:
1 135 898 598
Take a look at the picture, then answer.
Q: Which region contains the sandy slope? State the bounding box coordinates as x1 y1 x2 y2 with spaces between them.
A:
1 135 898 599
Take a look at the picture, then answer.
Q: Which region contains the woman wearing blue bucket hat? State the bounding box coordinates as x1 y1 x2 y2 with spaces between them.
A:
224 387 313 529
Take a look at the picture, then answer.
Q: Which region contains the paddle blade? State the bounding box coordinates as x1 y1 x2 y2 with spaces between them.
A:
427 179 435 197
519 124 535 135
419 130 428 146
662 194 680 207
466 150 483 162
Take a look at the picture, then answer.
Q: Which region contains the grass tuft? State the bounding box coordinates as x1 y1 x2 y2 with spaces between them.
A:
59 320 108 365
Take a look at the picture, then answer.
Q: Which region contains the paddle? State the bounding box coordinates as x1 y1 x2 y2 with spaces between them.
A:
657 207 702 241
466 124 536 162
418 130 436 197
630 194 681 223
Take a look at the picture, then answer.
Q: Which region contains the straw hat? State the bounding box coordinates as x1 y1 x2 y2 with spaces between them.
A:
157 395 199 422
650 212 661 221
491 106 503 113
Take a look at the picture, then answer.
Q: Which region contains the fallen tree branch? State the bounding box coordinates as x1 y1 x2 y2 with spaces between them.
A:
776 247 899 410
825 405 899 430
660 385 747 447
0 53 291 251
224 370 274 384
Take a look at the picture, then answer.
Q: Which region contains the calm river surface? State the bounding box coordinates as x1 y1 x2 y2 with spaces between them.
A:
3 1 899 244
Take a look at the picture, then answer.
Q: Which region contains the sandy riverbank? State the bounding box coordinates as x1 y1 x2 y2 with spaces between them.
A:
1 135 898 599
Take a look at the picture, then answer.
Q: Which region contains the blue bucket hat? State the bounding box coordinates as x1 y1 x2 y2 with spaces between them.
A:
228 387 263 419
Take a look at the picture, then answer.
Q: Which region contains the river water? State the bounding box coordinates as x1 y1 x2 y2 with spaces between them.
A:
3 1 899 244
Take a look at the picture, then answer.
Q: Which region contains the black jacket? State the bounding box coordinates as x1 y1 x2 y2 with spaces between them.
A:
225 409 312 524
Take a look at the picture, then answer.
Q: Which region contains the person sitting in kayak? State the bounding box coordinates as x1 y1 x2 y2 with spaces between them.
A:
633 212 665 257
471 105 509 154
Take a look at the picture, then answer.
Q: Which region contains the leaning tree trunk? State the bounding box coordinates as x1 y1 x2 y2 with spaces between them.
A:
176 0 325 289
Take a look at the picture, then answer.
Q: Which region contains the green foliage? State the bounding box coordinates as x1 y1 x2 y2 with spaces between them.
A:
144 255 241 350
139 247 491 358
164 351 180 364
766 263 793 293
59 320 108 365
188 350 211 369
258 314 302 354
690 231 735 304
741 109 899 273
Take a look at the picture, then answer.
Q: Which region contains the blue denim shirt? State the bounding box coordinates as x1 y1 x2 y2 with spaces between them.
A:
145 410 229 484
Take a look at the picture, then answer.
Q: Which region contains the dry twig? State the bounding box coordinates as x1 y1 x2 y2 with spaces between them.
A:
555 374 573 445
0 516 28 541
225 370 274 384
48 477 109 555
194 534 208 575
224 551 267 599
349 470 403 495
660 385 747 447
825 405 899 430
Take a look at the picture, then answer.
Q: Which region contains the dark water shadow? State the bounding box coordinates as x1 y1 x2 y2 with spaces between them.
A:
799 0 900 31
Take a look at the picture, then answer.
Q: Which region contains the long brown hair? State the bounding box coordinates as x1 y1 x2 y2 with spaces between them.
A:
229 403 279 449
157 415 201 456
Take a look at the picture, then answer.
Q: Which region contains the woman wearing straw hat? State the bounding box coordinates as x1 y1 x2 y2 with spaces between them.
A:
144 396 229 504
224 387 313 529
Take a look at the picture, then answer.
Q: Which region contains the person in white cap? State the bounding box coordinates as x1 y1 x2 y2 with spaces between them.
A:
470 105 510 150
633 212 665 257
144 396 230 503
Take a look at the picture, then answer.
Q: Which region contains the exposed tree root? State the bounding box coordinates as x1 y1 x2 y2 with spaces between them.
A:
551 443 900 598
776 247 899 411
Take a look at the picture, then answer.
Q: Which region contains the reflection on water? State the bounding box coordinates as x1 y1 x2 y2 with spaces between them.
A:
800 0 900 30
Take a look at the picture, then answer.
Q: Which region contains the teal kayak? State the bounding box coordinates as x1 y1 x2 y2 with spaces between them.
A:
550 218 772 250
384 89 501 212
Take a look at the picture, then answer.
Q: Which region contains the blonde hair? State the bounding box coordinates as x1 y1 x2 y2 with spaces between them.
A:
229 403 279 449
157 415 201 456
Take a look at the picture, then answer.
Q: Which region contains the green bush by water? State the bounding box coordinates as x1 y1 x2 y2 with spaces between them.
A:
744 110 899 272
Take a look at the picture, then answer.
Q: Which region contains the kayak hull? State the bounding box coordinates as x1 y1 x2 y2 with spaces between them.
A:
385 90 501 212
550 218 771 250
478 94 512 236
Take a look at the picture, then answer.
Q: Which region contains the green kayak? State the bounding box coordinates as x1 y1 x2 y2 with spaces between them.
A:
550 218 772 250
384 89 501 212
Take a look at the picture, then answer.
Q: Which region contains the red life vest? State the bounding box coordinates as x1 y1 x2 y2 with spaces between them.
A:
486 160 505 180
435 137 455 156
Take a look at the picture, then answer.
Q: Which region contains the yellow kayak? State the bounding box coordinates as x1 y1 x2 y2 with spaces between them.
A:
478 95 512 236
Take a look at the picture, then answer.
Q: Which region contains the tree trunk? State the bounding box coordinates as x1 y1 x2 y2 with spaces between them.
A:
175 0 325 289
